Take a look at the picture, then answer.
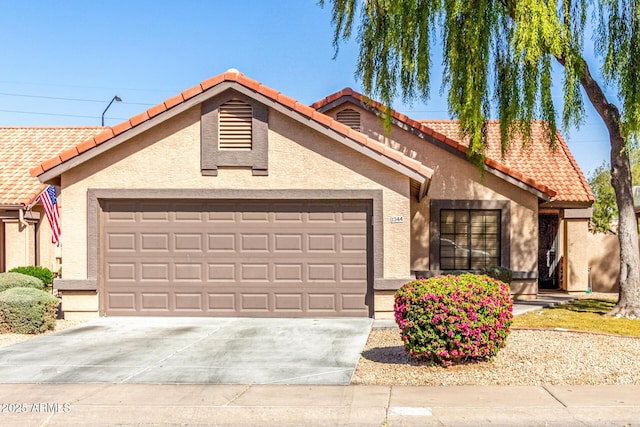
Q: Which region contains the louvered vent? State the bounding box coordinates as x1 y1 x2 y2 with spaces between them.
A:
336 108 361 131
219 99 252 150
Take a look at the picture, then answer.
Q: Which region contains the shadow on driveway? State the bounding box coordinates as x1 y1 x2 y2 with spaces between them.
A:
0 317 372 385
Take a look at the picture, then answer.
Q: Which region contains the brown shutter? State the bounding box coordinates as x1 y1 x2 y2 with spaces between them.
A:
219 100 252 150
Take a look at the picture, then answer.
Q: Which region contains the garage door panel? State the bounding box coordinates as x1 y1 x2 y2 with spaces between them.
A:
102 199 370 317
208 234 236 251
174 234 203 251
241 234 270 251
107 263 136 281
308 294 337 311
274 293 303 311
175 293 203 311
208 263 236 281
174 263 203 281
241 211 269 222
108 233 136 251
108 292 137 311
141 293 170 310
141 233 169 251
208 293 236 311
274 234 303 252
274 264 303 281
241 294 270 311
141 263 170 281
308 234 337 252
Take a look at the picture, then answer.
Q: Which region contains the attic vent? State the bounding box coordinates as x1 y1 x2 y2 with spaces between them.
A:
336 108 361 131
219 99 252 150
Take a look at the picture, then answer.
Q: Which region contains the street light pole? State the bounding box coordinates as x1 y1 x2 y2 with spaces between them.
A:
102 95 122 126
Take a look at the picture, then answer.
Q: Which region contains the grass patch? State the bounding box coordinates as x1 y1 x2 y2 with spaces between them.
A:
513 298 640 337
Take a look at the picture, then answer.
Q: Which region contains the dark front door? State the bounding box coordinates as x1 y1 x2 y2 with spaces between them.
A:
538 214 560 289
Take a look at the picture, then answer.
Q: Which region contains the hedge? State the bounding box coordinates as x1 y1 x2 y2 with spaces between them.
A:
8 266 54 285
0 287 58 334
0 272 45 293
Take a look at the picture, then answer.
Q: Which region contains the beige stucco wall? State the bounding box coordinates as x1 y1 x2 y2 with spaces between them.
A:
60 105 412 285
329 104 539 276
562 218 590 293
3 220 36 270
585 232 621 293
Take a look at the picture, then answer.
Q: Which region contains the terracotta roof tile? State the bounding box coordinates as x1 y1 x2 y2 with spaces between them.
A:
181 84 203 101
0 127 104 206
422 120 593 203
28 71 433 190
146 103 167 118
313 89 593 203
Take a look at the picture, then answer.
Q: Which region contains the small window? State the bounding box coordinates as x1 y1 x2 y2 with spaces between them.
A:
440 209 501 270
219 99 252 150
336 108 361 131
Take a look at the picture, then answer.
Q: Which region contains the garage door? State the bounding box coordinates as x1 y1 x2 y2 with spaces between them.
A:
101 200 371 317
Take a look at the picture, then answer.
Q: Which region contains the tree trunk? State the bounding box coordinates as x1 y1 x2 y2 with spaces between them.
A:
577 60 640 317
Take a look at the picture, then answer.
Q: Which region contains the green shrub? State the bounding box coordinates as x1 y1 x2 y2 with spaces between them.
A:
480 266 513 284
0 272 45 293
0 287 58 334
394 274 513 366
9 266 54 285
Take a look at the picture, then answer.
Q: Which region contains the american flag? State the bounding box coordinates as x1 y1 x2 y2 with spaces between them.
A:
40 185 61 246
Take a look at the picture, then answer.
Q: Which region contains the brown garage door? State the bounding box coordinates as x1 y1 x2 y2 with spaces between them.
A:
101 199 371 317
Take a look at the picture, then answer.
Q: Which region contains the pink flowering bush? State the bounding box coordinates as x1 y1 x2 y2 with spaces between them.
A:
394 273 513 366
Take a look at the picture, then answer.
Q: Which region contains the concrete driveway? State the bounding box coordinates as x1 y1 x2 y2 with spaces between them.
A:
0 317 372 385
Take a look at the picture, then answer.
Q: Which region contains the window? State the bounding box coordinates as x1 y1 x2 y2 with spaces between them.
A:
429 200 510 272
336 108 361 131
440 209 501 269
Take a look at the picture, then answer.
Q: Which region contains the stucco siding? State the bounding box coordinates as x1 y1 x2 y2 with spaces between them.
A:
60 105 412 281
3 220 35 270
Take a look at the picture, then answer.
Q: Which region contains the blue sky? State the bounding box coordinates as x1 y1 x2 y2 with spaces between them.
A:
0 1 611 176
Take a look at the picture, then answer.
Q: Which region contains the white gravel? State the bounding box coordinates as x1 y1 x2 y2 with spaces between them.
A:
352 328 640 385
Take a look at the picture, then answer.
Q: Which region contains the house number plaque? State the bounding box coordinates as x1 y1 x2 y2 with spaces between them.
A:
390 216 404 224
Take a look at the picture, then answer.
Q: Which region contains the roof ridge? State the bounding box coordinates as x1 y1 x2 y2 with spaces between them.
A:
30 72 433 187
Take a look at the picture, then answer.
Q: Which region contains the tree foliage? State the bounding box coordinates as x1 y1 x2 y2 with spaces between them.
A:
323 0 640 316
590 162 618 233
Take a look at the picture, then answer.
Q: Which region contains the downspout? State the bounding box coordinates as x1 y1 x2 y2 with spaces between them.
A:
18 207 28 228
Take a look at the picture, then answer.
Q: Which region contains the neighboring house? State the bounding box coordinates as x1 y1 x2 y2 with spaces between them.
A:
28 70 594 320
0 127 104 273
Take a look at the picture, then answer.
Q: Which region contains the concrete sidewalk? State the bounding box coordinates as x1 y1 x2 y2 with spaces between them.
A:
0 383 638 426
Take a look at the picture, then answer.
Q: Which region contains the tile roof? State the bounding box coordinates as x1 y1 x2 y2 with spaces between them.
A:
421 120 594 203
0 127 104 206
30 70 434 186
311 88 594 203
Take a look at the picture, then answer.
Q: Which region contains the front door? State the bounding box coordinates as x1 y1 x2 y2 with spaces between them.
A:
538 214 560 289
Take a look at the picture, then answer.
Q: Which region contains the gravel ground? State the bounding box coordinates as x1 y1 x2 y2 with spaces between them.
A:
353 328 640 386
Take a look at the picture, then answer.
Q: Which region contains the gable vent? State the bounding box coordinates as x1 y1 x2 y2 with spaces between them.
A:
336 108 361 132
219 99 252 150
